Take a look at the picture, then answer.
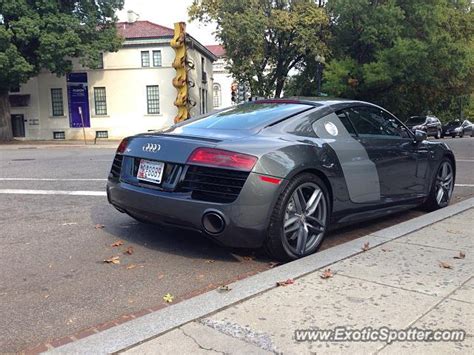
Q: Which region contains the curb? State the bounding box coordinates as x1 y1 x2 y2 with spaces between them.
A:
47 197 474 354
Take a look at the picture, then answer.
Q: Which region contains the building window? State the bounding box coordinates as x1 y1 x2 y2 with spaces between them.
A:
146 85 160 114
51 88 64 116
97 53 104 69
94 87 107 115
213 84 221 108
141 51 150 67
200 88 208 114
152 50 162 67
53 131 66 140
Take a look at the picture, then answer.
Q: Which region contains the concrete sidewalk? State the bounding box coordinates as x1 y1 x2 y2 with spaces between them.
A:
0 139 120 149
124 209 473 354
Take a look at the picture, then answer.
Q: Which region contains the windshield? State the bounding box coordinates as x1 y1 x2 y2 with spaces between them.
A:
406 116 426 125
180 103 313 130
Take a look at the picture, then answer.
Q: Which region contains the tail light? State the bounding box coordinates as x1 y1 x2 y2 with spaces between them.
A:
187 147 257 171
116 138 129 154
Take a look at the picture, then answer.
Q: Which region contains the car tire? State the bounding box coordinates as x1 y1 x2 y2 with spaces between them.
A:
435 129 441 139
264 173 330 261
460 132 464 138
452 135 456 138
422 158 454 212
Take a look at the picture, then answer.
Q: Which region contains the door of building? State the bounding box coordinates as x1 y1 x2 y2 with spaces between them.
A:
11 114 25 137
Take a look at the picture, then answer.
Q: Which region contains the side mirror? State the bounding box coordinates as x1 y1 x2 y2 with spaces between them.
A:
414 129 427 143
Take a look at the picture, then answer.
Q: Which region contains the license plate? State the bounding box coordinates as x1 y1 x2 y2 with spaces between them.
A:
137 159 165 184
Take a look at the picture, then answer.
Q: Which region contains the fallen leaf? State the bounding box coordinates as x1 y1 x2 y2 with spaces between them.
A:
381 248 393 252
158 274 165 279
104 256 120 264
126 264 137 270
204 259 215 264
276 279 295 287
124 246 134 255
446 230 459 235
242 256 254 261
95 224 105 229
362 242 370 252
197 274 205 279
439 261 453 269
163 293 174 303
320 268 333 279
44 294 49 299
268 262 280 268
61 222 77 226
217 285 232 292
111 240 124 247
453 251 466 260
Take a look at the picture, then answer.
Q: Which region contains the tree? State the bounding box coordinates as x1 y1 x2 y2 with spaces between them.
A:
0 0 124 141
189 0 329 98
321 0 474 120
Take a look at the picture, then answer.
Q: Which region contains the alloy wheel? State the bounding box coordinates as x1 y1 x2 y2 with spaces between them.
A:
283 182 327 256
435 161 454 206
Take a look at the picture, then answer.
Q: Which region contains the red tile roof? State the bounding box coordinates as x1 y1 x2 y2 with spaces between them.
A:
116 21 174 39
206 45 226 57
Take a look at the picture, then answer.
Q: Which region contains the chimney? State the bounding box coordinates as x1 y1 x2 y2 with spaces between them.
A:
127 10 139 23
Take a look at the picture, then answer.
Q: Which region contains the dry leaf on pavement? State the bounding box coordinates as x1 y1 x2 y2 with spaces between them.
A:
453 251 466 259
111 240 124 247
381 248 393 252
205 259 215 264
362 242 370 252
126 264 137 270
95 224 105 229
104 256 120 264
242 256 254 261
276 279 295 287
163 293 174 303
124 246 134 255
439 261 453 269
61 222 77 226
320 269 333 279
268 262 280 268
217 285 232 292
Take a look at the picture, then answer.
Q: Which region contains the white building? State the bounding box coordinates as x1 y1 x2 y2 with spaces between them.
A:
8 20 216 140
206 45 234 110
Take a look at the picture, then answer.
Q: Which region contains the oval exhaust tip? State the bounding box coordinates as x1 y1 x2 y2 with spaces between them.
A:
202 212 226 235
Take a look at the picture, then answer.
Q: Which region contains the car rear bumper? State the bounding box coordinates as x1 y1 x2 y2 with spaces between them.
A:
106 173 287 248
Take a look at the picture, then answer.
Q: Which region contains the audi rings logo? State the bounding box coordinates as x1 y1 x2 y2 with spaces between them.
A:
142 143 161 153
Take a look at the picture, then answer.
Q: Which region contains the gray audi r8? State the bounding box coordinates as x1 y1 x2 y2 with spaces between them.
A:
107 99 456 261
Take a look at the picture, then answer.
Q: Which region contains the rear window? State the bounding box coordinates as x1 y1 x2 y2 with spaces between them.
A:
182 103 311 130
446 121 460 127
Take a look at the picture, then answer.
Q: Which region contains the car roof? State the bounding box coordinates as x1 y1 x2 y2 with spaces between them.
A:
254 97 376 108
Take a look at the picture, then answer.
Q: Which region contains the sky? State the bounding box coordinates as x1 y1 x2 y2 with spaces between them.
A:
117 0 218 45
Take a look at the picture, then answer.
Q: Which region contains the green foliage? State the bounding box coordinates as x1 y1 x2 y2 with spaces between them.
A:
0 0 124 93
322 0 474 120
189 0 329 97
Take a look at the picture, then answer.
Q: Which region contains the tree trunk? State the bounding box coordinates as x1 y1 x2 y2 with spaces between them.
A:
274 76 286 98
0 91 12 141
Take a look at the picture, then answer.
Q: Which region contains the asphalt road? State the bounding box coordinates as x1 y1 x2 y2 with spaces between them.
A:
0 137 472 352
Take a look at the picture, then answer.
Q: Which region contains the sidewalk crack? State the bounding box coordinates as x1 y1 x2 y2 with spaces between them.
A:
179 327 226 354
374 276 473 354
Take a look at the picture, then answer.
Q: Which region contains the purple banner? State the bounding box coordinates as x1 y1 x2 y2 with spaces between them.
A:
67 72 90 128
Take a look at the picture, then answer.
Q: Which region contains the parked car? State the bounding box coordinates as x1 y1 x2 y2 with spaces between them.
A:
107 99 455 261
405 115 442 138
442 119 474 138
